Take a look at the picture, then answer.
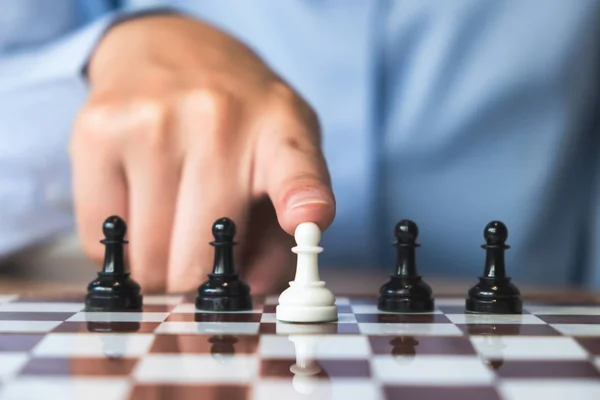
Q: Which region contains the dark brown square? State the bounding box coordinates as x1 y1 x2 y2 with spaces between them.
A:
129 384 249 400
52 321 160 333
384 386 501 400
492 360 600 378
575 338 600 355
0 334 44 352
150 334 259 354
165 313 261 323
438 305 531 315
0 312 75 321
369 336 476 356
258 323 360 335
537 315 600 324
457 324 560 336
260 359 371 378
355 313 450 323
20 357 138 376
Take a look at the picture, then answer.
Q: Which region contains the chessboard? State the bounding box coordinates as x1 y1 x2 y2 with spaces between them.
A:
0 293 599 400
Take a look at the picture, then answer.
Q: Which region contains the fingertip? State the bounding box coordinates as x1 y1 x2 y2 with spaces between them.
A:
277 190 335 235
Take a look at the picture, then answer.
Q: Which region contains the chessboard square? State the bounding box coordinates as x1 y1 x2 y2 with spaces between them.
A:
497 379 600 400
491 360 600 379
32 333 154 357
133 354 258 383
0 377 130 400
445 314 545 325
435 298 468 306
359 323 463 336
0 353 29 380
166 313 262 323
0 302 84 312
0 334 45 352
260 358 371 378
595 357 600 370
526 305 600 315
67 312 169 322
457 324 560 336
0 312 76 321
155 322 259 335
149 334 259 354
129 383 249 400
355 314 450 324
470 336 588 360
551 324 600 337
258 335 370 358
383 385 501 400
0 295 18 304
368 336 476 356
538 315 600 324
253 379 383 400
0 321 62 333
52 321 160 334
575 338 600 355
142 295 185 306
20 357 138 376
372 355 494 385
351 304 442 314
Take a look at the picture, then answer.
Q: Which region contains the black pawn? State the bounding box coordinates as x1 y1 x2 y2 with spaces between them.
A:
85 216 142 311
465 221 522 314
378 219 434 313
195 217 252 311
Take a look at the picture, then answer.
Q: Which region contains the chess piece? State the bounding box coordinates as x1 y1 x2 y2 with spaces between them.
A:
288 335 326 395
465 220 522 314
85 215 142 312
209 335 238 364
276 222 337 323
195 217 252 311
378 219 434 313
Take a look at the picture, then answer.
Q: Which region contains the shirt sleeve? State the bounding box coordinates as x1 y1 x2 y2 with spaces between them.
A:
0 4 180 256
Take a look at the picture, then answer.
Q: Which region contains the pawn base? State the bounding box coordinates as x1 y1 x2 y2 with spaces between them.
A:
195 274 253 312
465 277 522 314
377 275 434 313
85 273 142 312
195 295 253 312
276 304 338 323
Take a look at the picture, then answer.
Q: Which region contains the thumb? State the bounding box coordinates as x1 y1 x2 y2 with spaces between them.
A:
258 123 335 235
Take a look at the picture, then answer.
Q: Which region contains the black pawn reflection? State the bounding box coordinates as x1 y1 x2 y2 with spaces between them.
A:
85 216 142 312
466 221 522 314
209 335 239 364
390 336 419 364
378 220 434 313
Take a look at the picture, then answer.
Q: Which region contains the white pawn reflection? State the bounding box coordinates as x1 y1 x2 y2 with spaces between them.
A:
276 323 334 396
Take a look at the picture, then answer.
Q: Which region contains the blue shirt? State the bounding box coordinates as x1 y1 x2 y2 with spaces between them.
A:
1 0 599 287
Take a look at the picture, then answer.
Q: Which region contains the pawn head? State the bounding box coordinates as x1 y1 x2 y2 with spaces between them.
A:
484 220 508 245
212 217 236 241
395 219 418 244
295 222 321 247
103 215 127 240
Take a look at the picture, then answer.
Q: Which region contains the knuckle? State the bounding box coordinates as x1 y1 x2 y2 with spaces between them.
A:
182 87 232 121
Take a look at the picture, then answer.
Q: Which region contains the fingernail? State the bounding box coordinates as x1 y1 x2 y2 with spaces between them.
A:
288 192 331 210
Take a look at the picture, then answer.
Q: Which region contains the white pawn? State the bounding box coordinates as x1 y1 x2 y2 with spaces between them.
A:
276 222 337 323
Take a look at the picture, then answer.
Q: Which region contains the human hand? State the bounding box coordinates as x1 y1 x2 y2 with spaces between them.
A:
69 14 335 293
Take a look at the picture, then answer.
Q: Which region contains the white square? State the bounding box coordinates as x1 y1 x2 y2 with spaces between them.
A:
470 336 588 360
0 377 131 400
67 312 169 322
498 379 600 400
0 353 29 381
351 304 441 314
142 295 184 305
371 355 494 385
134 354 258 383
32 333 154 357
0 295 18 304
252 380 383 400
525 305 600 315
0 321 62 333
445 314 546 324
551 324 600 337
259 335 370 358
435 298 467 306
359 323 463 336
154 322 259 335
0 302 84 312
